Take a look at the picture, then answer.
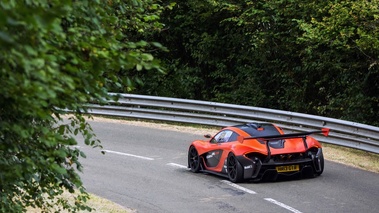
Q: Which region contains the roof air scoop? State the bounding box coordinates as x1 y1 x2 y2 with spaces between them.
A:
247 122 262 130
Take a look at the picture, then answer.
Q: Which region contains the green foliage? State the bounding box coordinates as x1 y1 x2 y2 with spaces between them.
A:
136 0 379 126
296 0 379 123
0 0 164 212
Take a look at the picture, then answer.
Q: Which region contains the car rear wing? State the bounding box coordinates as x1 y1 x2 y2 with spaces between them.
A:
237 128 330 161
237 128 330 143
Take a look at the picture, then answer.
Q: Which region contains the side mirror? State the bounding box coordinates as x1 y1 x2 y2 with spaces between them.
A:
204 134 212 138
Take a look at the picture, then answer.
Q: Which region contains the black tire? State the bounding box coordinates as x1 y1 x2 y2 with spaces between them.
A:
188 146 201 173
315 150 324 176
227 153 244 183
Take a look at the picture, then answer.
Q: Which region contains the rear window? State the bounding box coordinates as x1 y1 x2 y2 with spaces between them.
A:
236 123 281 137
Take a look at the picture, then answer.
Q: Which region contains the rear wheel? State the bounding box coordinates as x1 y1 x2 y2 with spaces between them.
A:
188 146 201 173
227 153 244 183
315 150 324 176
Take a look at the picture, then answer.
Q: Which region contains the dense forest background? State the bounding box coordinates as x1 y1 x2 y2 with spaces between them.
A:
127 0 379 126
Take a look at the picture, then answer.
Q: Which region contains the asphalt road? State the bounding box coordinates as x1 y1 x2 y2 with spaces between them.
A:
78 120 379 213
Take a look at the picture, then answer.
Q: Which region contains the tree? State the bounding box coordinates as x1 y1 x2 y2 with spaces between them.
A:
296 0 379 123
0 0 165 212
137 0 379 126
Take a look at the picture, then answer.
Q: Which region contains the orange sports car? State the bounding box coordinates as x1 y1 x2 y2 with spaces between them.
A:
188 123 329 182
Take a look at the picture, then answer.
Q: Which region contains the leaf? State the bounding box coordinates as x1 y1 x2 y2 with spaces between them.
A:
141 53 154 61
51 163 67 175
0 31 14 43
151 42 163 48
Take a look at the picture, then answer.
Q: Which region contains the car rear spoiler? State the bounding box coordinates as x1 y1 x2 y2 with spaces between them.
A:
237 128 330 143
237 128 330 161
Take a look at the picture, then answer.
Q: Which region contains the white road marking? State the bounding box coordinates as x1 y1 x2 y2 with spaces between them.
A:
165 163 302 213
167 163 190 170
103 150 154 160
220 180 257 194
264 198 303 213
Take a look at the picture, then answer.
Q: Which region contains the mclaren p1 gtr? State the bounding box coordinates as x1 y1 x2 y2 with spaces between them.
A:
187 123 329 182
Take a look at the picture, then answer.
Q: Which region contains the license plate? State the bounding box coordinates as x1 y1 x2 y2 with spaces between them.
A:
276 165 299 173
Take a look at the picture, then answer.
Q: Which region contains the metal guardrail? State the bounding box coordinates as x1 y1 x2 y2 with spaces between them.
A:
87 93 379 154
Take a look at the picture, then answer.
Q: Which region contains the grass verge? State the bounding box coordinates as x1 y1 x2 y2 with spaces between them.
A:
322 143 379 173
